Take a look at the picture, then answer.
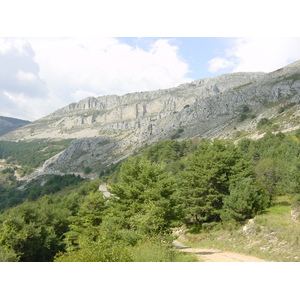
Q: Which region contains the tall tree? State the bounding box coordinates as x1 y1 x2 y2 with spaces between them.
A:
221 177 269 222
177 139 253 228
107 157 179 236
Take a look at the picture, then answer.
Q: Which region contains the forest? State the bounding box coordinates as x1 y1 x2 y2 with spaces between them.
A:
0 130 299 261
0 139 72 176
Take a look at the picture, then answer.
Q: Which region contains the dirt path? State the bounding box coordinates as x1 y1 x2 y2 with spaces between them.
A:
173 240 267 262
99 184 112 197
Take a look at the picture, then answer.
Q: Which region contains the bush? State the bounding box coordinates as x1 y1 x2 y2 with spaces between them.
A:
240 113 248 122
242 105 250 113
221 177 269 223
257 118 272 129
292 194 300 211
278 107 285 114
129 238 197 262
83 166 92 174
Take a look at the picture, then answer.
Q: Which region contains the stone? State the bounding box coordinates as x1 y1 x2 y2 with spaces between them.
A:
1 60 300 176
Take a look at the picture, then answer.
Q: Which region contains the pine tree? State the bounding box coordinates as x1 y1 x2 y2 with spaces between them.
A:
178 139 253 228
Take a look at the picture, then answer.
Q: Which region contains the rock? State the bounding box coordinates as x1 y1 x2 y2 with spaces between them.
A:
291 210 300 222
1 60 300 176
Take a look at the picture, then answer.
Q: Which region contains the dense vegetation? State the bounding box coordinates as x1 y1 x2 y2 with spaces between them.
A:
0 130 299 261
0 174 84 211
0 139 72 175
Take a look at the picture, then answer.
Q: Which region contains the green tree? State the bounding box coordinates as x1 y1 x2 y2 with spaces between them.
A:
64 190 108 252
177 139 253 228
221 177 269 222
0 198 72 262
107 157 179 236
254 158 284 198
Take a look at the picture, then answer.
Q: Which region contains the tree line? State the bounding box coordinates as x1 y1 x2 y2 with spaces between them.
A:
0 139 72 175
0 130 299 261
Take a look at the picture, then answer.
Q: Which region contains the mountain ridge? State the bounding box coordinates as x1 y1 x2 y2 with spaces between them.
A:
0 116 30 137
1 59 300 178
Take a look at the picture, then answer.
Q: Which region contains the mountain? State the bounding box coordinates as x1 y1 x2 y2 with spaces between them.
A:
0 116 30 136
1 59 300 177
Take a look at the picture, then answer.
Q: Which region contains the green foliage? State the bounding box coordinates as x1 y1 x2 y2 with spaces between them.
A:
240 113 248 122
0 198 72 261
107 157 179 236
0 139 72 173
254 158 284 198
64 187 108 252
177 139 254 228
238 132 300 196
142 139 196 175
1 167 15 174
222 177 269 222
242 105 250 113
0 174 84 211
83 166 92 174
1 131 300 261
291 194 300 215
257 117 272 129
129 237 197 262
55 237 133 262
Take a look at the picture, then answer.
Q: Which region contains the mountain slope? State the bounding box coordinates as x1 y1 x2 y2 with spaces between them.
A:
1 60 300 177
0 116 30 136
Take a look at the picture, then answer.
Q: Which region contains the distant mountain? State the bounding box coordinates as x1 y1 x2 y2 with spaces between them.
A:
1 59 300 178
0 116 30 136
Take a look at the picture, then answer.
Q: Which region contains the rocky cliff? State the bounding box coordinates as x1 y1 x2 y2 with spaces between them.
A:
2 60 300 176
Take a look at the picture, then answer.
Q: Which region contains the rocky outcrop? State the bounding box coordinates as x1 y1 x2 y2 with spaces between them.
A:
1 60 300 175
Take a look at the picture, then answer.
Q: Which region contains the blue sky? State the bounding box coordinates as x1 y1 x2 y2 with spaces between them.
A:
117 37 229 79
1 1 300 121
0 0 299 295
1 37 300 121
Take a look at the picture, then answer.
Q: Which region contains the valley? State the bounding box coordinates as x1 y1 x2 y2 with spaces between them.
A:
1 59 300 179
0 60 300 262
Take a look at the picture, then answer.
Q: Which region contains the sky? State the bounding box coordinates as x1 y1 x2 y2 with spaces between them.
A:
1 1 299 296
0 0 300 123
1 36 300 121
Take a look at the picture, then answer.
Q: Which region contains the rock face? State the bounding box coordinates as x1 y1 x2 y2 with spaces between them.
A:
2 60 300 175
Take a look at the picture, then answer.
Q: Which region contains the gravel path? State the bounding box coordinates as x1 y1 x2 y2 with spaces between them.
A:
173 240 267 262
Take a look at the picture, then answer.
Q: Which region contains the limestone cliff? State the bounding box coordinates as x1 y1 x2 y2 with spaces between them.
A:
2 60 300 176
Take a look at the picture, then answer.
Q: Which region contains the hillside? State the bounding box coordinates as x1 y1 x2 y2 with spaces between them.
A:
177 194 300 262
0 116 30 136
1 59 300 178
1 60 300 262
1 129 300 262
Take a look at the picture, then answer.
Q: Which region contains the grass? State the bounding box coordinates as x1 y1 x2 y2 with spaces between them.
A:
130 239 198 262
177 195 300 262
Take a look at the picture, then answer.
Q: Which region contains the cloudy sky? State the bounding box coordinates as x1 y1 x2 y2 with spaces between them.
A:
1 1 300 122
1 37 300 121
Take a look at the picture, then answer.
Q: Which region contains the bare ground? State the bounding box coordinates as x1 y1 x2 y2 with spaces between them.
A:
173 240 267 262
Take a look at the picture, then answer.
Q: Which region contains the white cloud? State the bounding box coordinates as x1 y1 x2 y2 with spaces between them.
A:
71 90 99 102
208 37 300 74
1 89 63 121
0 37 192 120
208 57 234 73
17 70 39 84
29 37 192 96
0 38 33 56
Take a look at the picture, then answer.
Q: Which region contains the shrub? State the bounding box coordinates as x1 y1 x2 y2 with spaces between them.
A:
83 166 92 174
278 107 285 114
240 113 248 122
257 118 272 129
